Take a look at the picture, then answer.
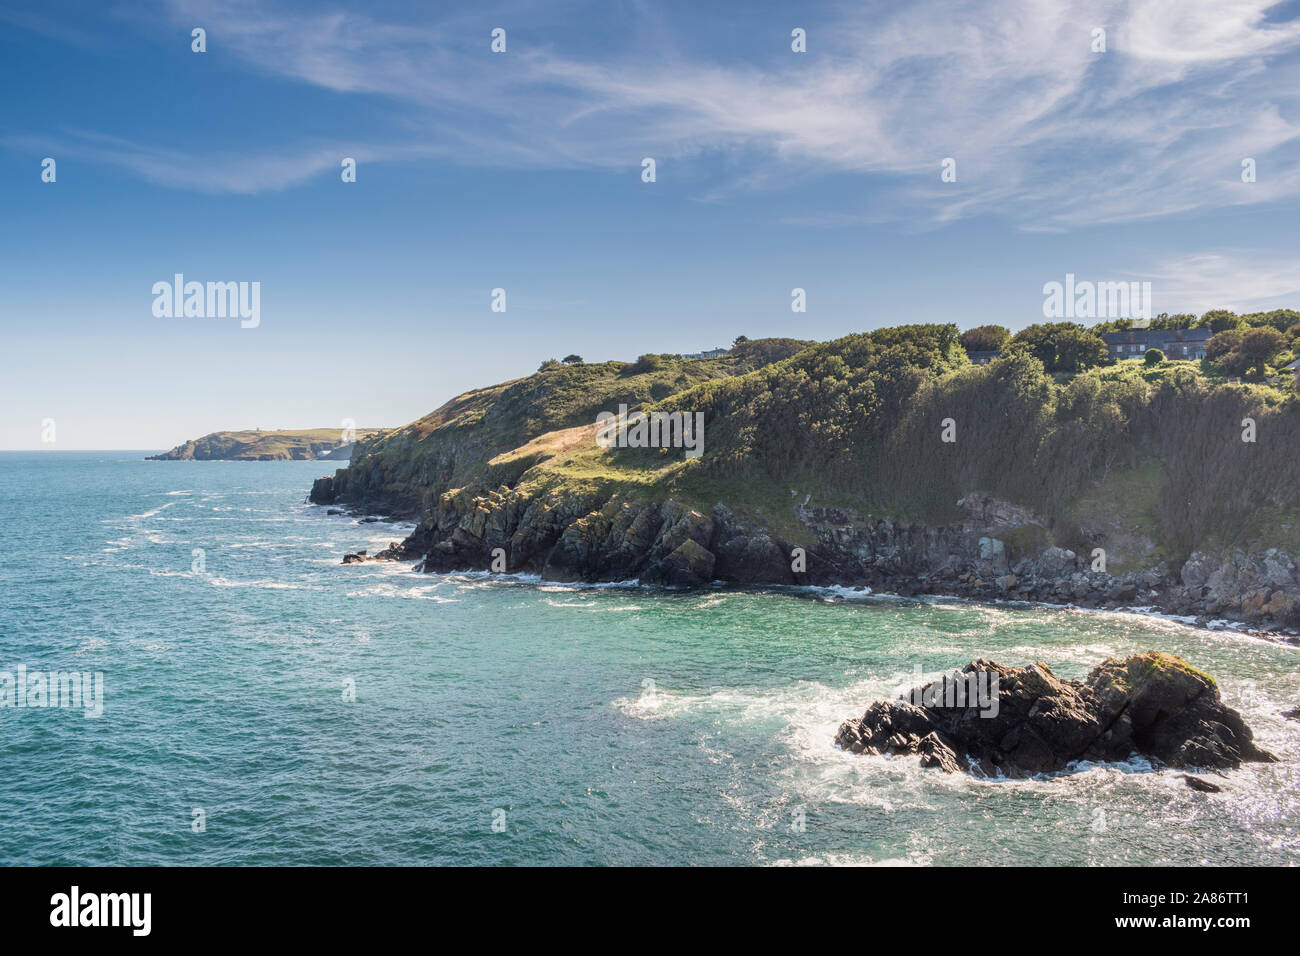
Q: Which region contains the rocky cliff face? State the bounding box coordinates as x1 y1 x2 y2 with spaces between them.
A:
349 483 1300 631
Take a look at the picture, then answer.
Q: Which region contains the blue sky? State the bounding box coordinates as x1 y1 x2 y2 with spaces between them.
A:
3 0 1300 448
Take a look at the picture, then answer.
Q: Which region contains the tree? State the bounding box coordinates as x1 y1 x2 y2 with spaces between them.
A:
631 353 663 373
1205 331 1242 360
537 358 561 372
1239 327 1288 377
960 324 1011 353
1144 348 1164 366
1219 350 1254 379
561 354 584 365
1241 309 1300 333
1200 309 1244 333
1149 313 1197 330
1009 323 1108 373
1054 326 1110 373
732 335 749 346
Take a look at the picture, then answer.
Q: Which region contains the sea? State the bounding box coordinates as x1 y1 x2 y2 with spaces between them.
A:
1 451 1296 865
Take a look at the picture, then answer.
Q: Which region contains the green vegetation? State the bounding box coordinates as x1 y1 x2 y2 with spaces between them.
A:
320 339 811 514
1008 323 1109 373
960 324 1010 353
320 314 1300 564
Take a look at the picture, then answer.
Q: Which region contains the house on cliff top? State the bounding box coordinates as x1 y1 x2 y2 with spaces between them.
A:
1101 327 1212 360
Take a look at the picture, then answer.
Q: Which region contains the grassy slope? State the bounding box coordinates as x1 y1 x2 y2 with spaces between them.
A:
325 340 811 513
492 354 1300 559
329 332 1300 562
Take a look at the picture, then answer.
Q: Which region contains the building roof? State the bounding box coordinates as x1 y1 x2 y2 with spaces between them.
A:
1100 328 1212 345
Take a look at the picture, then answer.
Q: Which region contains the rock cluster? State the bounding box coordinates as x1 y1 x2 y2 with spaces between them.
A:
329 482 1300 631
834 653 1276 778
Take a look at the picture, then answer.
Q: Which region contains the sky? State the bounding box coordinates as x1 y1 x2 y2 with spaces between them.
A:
3 0 1300 449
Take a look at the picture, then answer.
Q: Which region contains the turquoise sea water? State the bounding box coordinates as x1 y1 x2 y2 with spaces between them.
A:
0 451 1297 866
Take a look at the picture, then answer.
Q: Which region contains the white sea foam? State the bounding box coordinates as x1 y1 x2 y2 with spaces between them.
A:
343 582 458 602
206 576 315 590
125 501 179 520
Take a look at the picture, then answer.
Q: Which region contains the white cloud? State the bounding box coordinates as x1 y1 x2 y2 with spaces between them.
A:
1142 250 1300 313
32 0 1300 227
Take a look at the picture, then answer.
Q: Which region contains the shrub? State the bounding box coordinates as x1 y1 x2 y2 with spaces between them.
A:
1010 323 1109 373
1144 348 1164 366
960 324 1011 354
1240 327 1288 376
632 353 663 373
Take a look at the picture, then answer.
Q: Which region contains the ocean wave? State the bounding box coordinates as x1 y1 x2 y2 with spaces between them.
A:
343 582 458 602
770 852 924 867
125 501 179 520
206 576 316 590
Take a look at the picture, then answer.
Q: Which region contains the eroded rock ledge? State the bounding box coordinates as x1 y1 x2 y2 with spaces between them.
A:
331 482 1300 631
834 652 1276 778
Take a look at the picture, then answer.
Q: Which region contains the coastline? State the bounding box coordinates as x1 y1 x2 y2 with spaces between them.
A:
315 488 1300 637
321 507 1300 646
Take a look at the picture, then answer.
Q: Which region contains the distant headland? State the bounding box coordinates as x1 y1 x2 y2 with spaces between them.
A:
147 428 388 462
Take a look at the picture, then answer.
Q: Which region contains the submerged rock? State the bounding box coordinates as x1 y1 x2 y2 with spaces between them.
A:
1179 774 1223 793
834 652 1275 777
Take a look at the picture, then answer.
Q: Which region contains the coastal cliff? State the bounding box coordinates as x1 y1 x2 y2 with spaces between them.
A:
149 428 386 461
346 480 1300 630
315 325 1300 631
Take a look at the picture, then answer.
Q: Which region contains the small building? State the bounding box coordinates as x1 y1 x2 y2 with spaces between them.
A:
1101 327 1212 361
683 347 729 359
966 350 1000 365
1285 359 1300 384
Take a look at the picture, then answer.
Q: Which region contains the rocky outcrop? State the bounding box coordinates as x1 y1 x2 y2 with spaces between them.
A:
395 484 751 586
1172 549 1300 624
834 653 1276 777
333 482 1300 631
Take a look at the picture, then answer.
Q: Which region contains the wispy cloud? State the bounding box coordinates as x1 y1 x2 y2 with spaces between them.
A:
1142 250 1300 313
18 0 1300 227
4 128 384 194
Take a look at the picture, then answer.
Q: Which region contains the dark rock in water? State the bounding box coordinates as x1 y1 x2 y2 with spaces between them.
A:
343 543 406 564
326 508 343 516
1282 705 1300 722
834 652 1275 777
310 475 337 505
1179 774 1223 793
